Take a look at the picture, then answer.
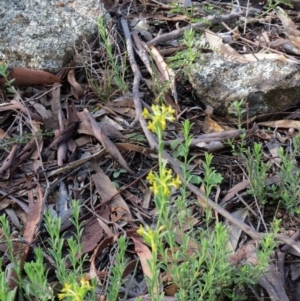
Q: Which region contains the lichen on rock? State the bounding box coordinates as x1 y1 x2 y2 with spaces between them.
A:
189 53 300 117
0 0 110 73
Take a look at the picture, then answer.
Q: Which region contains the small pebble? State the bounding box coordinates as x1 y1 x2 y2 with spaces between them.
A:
220 190 228 196
77 176 84 183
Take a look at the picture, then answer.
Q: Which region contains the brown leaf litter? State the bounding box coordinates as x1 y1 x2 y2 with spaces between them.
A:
1 1 300 300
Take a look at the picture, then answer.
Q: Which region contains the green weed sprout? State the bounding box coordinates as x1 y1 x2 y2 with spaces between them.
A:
44 200 95 301
97 17 128 94
106 236 127 301
230 99 247 130
245 142 270 205
0 216 18 301
0 266 17 301
277 136 300 215
23 248 51 300
267 0 293 9
0 200 96 301
167 29 206 70
0 62 15 93
241 138 300 216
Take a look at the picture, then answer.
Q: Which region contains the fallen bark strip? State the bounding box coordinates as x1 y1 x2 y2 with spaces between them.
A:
11 99 43 123
132 32 153 75
258 263 289 301
10 138 37 174
78 109 134 174
147 10 258 46
8 179 43 290
0 145 18 179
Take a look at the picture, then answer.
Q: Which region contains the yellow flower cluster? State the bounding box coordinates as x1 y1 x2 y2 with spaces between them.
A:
137 224 165 252
58 278 92 301
142 104 175 133
147 169 181 197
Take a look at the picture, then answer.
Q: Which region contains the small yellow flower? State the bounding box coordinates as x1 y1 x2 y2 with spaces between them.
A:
157 225 166 233
142 104 175 133
146 169 181 197
147 121 156 133
171 174 182 189
136 225 158 252
58 283 72 301
146 170 155 184
80 278 92 291
58 278 92 301
161 184 170 197
164 169 173 182
160 118 167 131
152 105 161 116
137 224 145 237
152 182 159 195
161 104 176 122
137 225 167 253
142 107 150 119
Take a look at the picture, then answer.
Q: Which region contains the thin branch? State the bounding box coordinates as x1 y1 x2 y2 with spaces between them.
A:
147 10 257 46
163 125 258 147
120 18 142 126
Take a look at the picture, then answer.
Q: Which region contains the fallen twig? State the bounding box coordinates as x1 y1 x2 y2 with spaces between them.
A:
147 10 257 46
164 125 258 147
120 18 142 126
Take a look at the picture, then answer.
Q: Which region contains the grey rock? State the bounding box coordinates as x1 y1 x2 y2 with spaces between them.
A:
0 0 110 73
189 53 300 117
